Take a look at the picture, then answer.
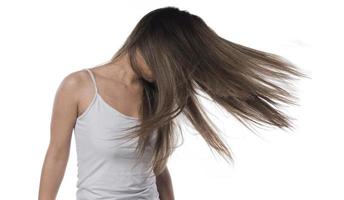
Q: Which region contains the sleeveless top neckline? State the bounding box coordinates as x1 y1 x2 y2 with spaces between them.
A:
76 68 140 122
72 68 159 200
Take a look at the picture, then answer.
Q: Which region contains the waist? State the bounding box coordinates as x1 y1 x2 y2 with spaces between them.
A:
76 176 160 200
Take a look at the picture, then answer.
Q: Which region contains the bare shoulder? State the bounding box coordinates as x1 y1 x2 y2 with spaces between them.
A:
52 69 94 114
57 69 83 95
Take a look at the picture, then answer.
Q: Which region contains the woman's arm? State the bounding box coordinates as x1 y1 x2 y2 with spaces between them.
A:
155 166 175 200
38 72 80 200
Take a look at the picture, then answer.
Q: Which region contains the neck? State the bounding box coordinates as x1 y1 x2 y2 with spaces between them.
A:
107 55 140 86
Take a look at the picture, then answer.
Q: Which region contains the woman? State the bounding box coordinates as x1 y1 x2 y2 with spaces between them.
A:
38 6 308 200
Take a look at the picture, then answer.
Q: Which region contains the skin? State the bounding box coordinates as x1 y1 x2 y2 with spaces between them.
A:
38 53 174 200
156 167 175 200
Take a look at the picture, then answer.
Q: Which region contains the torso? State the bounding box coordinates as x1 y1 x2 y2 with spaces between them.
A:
72 66 159 199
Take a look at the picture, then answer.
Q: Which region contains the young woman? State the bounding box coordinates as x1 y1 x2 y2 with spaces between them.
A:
38 6 308 200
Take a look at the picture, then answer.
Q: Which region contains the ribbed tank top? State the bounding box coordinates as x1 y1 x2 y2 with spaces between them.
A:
73 68 160 200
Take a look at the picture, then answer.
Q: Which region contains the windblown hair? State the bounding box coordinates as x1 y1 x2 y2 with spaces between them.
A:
108 6 309 176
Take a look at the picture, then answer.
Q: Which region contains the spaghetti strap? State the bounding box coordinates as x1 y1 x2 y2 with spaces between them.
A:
85 68 98 94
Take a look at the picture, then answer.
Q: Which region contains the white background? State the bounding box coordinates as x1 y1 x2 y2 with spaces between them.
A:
0 0 343 199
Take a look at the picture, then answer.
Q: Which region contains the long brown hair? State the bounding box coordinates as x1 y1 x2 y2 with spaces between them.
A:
108 6 309 176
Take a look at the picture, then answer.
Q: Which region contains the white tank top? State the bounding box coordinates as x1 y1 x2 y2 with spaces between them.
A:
73 68 160 200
